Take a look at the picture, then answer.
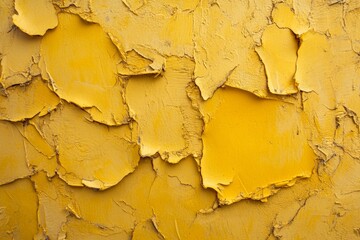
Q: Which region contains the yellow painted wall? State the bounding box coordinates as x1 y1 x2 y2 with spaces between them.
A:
1 0 360 239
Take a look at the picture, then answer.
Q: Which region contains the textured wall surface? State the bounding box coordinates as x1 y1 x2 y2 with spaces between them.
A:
1 0 360 239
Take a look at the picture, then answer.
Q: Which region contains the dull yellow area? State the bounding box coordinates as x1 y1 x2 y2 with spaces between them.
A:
0 77 59 121
1 0 360 239
0 29 41 88
0 121 32 184
31 102 140 189
125 57 202 163
0 179 38 240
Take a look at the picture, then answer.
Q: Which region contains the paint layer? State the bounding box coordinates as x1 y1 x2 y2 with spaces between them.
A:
1 0 360 239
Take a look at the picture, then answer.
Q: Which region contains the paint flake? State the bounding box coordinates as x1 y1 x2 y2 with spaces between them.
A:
0 0 360 238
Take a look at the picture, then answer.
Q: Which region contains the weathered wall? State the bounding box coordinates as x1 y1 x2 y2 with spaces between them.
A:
1 0 360 239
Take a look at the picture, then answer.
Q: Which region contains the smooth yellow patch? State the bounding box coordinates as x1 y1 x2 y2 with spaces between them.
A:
12 0 58 36
256 24 298 95
200 87 314 203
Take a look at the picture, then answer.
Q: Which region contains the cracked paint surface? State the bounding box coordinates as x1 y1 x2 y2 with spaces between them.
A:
0 0 360 239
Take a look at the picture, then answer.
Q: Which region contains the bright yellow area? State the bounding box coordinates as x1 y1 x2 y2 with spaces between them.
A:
12 0 58 36
40 13 128 126
272 3 309 35
295 31 330 92
200 87 314 203
256 24 298 95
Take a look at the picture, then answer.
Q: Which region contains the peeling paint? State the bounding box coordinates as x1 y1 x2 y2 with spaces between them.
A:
199 87 314 204
1 0 360 239
12 0 58 36
255 24 298 95
0 77 59 121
